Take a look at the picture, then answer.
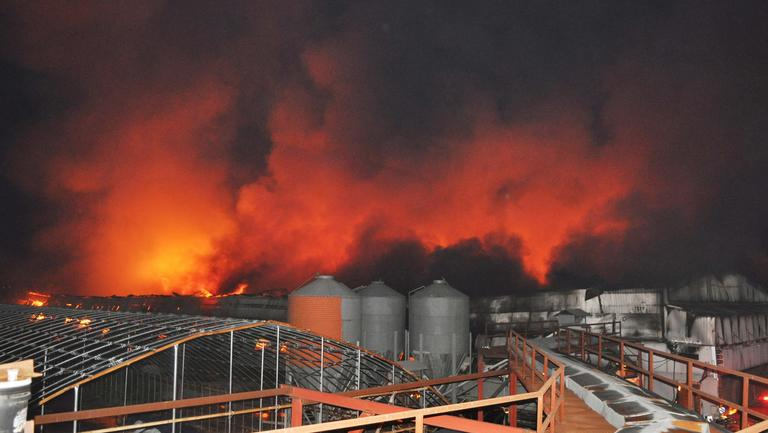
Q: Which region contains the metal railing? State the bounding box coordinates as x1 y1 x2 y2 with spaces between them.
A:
35 330 565 433
557 326 768 430
566 320 621 336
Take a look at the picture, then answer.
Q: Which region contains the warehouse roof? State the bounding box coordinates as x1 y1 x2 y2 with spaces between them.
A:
0 304 441 407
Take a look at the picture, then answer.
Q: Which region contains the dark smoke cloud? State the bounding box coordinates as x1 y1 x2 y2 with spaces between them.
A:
337 227 540 296
1 1 768 296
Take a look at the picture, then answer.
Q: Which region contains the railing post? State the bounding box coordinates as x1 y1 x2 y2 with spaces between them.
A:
543 355 549 379
509 371 517 427
415 414 424 433
290 398 303 426
742 377 749 429
597 334 603 369
566 328 571 354
536 394 544 433
550 378 556 432
531 346 536 383
619 341 625 378
648 351 654 392
580 332 586 361
686 359 694 410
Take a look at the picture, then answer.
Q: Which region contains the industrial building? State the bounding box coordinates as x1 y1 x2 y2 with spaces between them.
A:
16 291 288 322
472 274 768 407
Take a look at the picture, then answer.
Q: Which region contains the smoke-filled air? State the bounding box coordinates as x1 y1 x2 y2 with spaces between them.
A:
1 2 767 296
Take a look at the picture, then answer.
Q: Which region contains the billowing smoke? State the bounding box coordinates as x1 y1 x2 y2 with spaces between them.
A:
1 2 766 296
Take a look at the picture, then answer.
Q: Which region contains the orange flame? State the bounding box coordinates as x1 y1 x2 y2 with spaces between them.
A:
196 288 214 298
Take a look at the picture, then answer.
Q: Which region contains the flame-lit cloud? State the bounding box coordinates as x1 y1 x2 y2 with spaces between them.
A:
1 2 767 296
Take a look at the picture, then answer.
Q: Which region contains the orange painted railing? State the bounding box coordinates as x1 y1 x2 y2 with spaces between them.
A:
557 326 768 430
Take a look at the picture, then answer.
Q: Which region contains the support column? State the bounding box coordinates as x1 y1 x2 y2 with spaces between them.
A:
72 386 79 433
172 345 178 433
451 333 457 403
477 354 485 421
227 331 233 433
319 336 324 423
290 398 303 426
509 372 517 427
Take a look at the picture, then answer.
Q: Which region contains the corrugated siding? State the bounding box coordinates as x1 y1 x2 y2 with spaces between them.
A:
288 296 342 339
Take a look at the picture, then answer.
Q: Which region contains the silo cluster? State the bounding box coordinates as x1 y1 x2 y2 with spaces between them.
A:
358 280 406 360
288 275 469 378
409 279 470 378
288 275 361 343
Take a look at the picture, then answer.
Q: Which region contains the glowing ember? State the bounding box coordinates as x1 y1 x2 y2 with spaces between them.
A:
78 318 92 328
727 408 738 416
21 291 50 307
101 328 110 335
31 313 46 321
254 339 269 351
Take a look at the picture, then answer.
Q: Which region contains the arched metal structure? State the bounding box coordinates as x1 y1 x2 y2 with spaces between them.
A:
0 304 444 424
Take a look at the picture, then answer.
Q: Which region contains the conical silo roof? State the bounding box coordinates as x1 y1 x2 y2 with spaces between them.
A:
358 280 403 298
413 279 468 298
291 275 355 297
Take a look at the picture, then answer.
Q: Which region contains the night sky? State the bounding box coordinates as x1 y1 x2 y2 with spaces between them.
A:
1 1 767 297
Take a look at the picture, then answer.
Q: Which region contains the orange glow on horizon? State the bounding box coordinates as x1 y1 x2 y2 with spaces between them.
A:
28 71 649 295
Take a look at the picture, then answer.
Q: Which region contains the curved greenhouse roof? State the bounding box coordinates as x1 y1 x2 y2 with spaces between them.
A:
0 304 442 409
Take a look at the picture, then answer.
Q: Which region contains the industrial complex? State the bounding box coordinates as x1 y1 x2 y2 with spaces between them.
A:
1 274 768 433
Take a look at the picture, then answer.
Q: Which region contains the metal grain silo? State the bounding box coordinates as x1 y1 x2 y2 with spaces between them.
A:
288 275 361 343
409 279 470 378
358 280 406 359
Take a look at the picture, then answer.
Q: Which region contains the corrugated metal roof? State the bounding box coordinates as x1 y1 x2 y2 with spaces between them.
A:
0 304 441 407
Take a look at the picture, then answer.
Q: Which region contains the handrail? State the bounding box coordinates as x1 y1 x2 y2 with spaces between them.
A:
557 326 768 431
36 329 566 433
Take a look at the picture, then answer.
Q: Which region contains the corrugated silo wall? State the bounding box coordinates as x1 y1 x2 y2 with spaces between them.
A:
361 295 406 358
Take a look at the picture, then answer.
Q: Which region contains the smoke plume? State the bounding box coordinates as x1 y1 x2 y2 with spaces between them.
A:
1 1 767 296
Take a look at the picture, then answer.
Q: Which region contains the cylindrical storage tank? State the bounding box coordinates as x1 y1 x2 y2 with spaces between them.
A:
288 275 361 343
409 279 470 378
358 280 406 359
0 371 31 433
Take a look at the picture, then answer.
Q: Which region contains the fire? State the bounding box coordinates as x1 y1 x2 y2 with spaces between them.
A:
31 313 46 321
196 288 214 298
232 283 247 295
727 408 738 416
101 328 110 335
21 291 50 307
78 318 92 328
